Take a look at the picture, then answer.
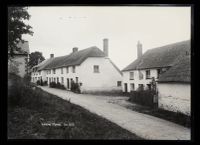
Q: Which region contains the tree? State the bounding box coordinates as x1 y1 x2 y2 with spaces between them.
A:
28 51 45 69
8 7 33 59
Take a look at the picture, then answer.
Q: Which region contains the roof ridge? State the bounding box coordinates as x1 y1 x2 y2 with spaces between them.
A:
147 40 190 51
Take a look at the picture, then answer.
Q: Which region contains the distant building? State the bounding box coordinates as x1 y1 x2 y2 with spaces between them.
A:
8 41 29 77
122 40 190 115
31 39 122 93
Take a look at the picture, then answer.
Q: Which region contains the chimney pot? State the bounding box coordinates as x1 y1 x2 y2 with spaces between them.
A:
137 41 143 59
50 54 54 58
103 38 109 57
72 47 78 53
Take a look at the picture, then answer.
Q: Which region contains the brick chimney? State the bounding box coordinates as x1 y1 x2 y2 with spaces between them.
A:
137 41 143 59
103 38 108 57
50 54 54 58
72 47 78 53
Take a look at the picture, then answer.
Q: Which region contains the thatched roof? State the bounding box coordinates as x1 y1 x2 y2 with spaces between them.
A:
33 46 122 75
43 46 106 69
158 55 191 83
33 46 119 72
122 40 190 71
32 58 55 71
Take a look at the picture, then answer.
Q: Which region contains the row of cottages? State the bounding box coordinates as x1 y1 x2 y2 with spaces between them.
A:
31 39 122 93
8 41 30 77
122 40 191 115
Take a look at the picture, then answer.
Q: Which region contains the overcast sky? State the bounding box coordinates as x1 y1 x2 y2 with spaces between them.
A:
22 6 191 70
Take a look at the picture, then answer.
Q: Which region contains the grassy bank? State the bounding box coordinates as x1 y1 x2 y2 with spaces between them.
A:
8 74 142 139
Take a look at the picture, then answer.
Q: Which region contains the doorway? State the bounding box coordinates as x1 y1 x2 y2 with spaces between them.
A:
67 78 70 89
124 83 128 92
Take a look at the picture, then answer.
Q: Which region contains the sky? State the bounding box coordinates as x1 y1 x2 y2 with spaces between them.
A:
22 6 191 70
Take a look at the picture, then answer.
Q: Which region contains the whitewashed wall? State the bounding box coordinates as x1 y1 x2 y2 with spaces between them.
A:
78 57 122 93
157 83 191 116
122 69 158 92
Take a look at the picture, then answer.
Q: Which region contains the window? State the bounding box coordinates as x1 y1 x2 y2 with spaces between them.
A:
146 70 151 79
49 78 51 83
72 66 76 73
129 72 134 80
93 65 99 73
130 83 135 91
54 78 56 82
53 69 56 74
76 77 78 83
61 77 64 84
39 71 41 75
57 77 59 83
66 67 69 73
46 77 48 82
138 84 144 91
138 70 143 80
157 69 161 78
117 81 122 87
61 68 63 74
49 70 51 74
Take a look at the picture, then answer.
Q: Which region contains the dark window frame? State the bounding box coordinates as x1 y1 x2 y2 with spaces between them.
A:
117 81 122 87
94 65 100 73
146 70 151 79
72 66 76 73
129 72 134 80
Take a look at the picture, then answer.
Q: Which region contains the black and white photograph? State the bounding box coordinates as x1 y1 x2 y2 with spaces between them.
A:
7 5 191 140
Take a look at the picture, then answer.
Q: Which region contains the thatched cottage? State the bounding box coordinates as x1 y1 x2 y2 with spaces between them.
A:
31 39 122 93
122 40 191 115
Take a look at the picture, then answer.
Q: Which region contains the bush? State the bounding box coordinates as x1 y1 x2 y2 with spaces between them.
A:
71 82 80 93
129 90 157 108
49 82 66 90
49 82 56 88
36 80 41 86
23 73 31 83
43 81 48 86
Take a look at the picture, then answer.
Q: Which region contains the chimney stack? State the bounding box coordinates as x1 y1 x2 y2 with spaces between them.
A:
103 38 108 57
137 41 143 59
50 54 54 58
72 47 78 53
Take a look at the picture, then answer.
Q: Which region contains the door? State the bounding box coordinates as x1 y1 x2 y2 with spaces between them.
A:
67 78 70 89
124 83 128 93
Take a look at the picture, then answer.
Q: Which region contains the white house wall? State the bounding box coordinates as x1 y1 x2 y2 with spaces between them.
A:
78 57 122 93
122 69 158 92
34 57 122 93
157 83 191 116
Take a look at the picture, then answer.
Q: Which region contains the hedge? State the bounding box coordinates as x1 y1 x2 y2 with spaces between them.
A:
128 90 157 108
